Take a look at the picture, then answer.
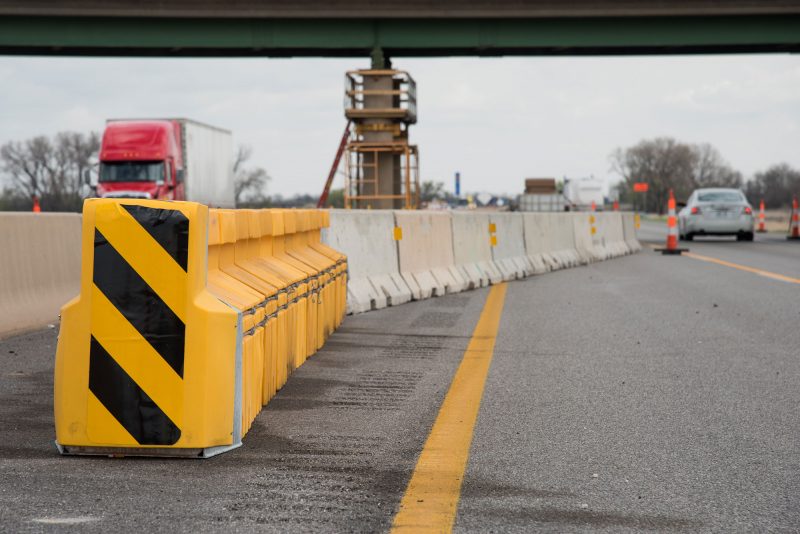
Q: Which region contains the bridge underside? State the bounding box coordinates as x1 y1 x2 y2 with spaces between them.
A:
1 15 799 57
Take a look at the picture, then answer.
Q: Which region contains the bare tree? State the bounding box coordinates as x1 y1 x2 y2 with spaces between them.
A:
0 131 99 211
610 138 743 213
610 137 696 213
692 143 742 189
744 163 800 208
233 145 270 206
419 180 445 203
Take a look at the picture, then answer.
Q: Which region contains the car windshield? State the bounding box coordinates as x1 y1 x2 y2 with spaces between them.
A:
100 161 165 183
697 191 743 203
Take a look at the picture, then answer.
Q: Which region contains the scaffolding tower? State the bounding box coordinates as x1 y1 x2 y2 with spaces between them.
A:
343 69 420 210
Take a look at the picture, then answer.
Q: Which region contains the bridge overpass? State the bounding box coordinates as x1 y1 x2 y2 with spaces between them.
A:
1 0 799 57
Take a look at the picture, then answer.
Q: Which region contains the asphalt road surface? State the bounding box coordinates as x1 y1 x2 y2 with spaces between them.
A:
1 223 799 532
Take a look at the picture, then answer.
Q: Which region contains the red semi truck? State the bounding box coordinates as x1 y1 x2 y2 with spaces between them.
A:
93 118 235 207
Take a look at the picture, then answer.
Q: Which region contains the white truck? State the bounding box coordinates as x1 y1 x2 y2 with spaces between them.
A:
563 178 605 210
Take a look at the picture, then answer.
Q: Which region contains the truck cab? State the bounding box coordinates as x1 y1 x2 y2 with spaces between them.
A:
96 120 184 201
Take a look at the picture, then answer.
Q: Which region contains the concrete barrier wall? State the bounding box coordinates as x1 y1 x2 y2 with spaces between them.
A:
395 211 466 299
0 213 81 337
595 212 631 257
572 212 599 263
621 212 642 252
451 212 502 288
523 212 584 272
489 212 533 280
524 213 559 272
549 213 584 268
324 209 640 315
1 209 643 334
322 210 411 314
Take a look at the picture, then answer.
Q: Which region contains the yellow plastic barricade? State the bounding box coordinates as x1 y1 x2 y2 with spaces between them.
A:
54 200 347 458
251 210 305 388
304 210 348 332
55 199 241 457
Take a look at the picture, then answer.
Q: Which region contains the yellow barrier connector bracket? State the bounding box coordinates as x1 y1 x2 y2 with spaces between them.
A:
393 226 403 241
54 199 241 458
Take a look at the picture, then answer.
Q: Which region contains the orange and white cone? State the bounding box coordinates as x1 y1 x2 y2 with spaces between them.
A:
32 196 41 213
789 196 800 240
613 199 619 212
756 200 766 233
656 189 687 255
591 200 597 212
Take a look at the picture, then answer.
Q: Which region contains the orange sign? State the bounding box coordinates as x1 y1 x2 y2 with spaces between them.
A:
633 182 649 193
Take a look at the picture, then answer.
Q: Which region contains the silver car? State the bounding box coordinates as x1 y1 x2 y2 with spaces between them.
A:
678 188 754 241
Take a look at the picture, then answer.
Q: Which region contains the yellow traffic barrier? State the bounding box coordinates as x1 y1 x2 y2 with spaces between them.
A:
55 199 347 458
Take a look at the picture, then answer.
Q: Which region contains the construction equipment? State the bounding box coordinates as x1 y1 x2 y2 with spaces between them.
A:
317 121 351 208
343 69 420 210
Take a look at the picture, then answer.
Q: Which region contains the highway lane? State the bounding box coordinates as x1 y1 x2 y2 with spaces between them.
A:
0 286 493 532
456 230 800 532
1 226 799 532
638 220 800 279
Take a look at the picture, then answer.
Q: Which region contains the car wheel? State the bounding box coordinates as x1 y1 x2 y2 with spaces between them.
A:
685 233 694 241
744 232 754 242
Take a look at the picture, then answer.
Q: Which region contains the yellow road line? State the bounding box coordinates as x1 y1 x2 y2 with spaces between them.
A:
683 252 800 285
391 283 508 533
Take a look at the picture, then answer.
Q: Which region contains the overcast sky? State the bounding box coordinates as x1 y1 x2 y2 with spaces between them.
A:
0 53 798 197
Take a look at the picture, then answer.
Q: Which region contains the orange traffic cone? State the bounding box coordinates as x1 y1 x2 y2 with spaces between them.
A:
756 200 766 233
590 200 597 212
789 196 800 240
32 196 41 213
655 189 688 255
613 199 619 212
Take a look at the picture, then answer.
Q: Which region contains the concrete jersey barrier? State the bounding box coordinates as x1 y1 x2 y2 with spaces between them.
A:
523 213 557 272
549 213 584 268
323 210 411 314
489 212 533 280
450 212 503 288
595 212 631 257
572 212 602 263
395 211 467 299
621 212 642 252
0 213 81 337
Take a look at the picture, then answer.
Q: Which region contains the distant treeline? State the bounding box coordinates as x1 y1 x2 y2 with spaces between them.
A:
611 137 799 213
2 131 797 213
0 131 99 212
0 131 344 211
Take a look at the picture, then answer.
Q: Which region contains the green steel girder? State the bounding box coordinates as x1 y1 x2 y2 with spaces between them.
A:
0 15 799 57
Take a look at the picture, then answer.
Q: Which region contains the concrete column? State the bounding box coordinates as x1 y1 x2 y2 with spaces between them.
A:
357 73 403 209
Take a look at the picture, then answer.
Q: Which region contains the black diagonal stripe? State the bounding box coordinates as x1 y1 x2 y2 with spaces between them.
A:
122 204 189 272
94 228 185 377
89 336 181 445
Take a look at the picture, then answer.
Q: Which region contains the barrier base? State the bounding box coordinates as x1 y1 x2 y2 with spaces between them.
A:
655 247 688 255
756 229 767 233
55 441 241 459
